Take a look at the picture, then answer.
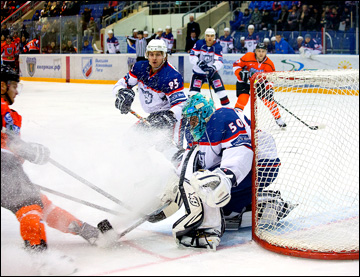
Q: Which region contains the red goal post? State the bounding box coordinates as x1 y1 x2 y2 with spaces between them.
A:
249 69 359 260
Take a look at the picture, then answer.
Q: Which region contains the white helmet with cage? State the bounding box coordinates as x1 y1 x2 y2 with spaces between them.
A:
145 39 168 59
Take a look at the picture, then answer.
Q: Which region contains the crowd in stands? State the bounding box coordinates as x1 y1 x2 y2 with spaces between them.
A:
1 1 28 21
230 1 356 33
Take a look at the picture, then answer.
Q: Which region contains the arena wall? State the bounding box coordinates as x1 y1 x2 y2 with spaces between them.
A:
19 54 359 89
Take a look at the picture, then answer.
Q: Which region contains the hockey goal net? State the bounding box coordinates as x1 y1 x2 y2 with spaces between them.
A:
250 69 359 260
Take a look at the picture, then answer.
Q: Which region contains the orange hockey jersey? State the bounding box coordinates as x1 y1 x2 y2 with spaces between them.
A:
233 52 275 83
1 98 22 151
1 41 18 61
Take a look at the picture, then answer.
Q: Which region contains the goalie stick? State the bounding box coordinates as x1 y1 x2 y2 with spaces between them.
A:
274 100 324 130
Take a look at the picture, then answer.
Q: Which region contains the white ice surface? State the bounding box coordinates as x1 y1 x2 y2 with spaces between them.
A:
1 81 359 276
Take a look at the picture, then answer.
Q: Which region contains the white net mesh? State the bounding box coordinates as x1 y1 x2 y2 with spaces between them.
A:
252 69 359 257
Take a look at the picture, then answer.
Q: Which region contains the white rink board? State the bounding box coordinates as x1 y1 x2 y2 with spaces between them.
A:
19 53 359 84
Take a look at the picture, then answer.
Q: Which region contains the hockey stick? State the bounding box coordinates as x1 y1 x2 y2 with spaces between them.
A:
207 76 216 108
48 158 133 211
274 100 323 130
93 43 103 53
35 184 123 216
98 145 197 238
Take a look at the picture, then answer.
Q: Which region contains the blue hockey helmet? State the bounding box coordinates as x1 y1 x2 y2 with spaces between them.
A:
182 93 215 141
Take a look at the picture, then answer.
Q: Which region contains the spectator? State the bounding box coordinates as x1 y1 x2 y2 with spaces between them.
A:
287 5 299 31
328 7 340 30
230 10 243 32
155 28 163 39
20 23 29 40
263 37 275 53
272 1 282 17
249 7 262 32
185 31 199 53
276 5 289 31
243 25 259 53
299 4 311 31
217 27 234 54
274 33 295 54
81 7 92 35
308 6 321 31
261 10 274 31
1 24 10 39
339 6 351 31
320 5 332 29
187 15 201 39
63 40 77 53
19 36 28 54
82 39 94 54
84 17 98 40
293 36 303 53
32 11 40 21
1 34 6 45
238 8 251 32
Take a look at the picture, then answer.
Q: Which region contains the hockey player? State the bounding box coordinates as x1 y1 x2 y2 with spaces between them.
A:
1 35 18 70
161 26 174 54
217 27 234 54
189 28 231 107
106 29 120 54
233 43 287 128
1 65 101 252
243 25 259 53
299 33 322 58
168 94 295 249
113 39 187 148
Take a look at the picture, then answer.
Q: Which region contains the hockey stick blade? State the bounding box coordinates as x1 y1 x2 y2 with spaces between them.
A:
93 43 103 53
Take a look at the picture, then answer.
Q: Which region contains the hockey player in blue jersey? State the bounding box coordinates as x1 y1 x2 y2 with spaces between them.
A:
189 28 231 107
113 39 187 148
164 94 296 249
217 27 234 54
106 30 120 54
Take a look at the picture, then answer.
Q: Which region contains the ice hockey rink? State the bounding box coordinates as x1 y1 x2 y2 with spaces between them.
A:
1 81 359 276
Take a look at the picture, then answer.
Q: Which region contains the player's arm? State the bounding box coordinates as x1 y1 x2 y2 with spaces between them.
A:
189 42 200 65
233 56 247 82
212 45 224 71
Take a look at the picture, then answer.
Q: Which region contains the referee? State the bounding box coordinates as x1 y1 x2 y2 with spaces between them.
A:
127 30 156 62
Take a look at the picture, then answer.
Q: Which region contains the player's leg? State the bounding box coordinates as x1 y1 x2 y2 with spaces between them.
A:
209 72 230 107
235 81 250 110
188 73 205 98
1 153 47 251
256 82 286 128
41 194 99 245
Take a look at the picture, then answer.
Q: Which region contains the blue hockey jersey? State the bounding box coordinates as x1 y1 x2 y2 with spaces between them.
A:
217 35 234 54
189 39 224 75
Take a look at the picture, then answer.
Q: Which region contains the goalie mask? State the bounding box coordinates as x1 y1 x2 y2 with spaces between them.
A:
182 93 215 141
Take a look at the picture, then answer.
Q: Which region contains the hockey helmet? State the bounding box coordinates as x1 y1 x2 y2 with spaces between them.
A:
182 93 215 141
255 43 267 50
1 64 19 83
145 39 167 58
205 28 216 36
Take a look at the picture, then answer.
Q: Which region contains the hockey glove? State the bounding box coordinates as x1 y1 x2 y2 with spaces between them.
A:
197 60 208 71
204 65 217 78
17 142 50 165
190 168 236 208
116 50 120 53
115 88 135 114
146 110 177 129
239 70 249 83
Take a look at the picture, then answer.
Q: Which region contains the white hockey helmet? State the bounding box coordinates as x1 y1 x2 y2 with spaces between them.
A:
248 24 255 30
240 36 245 41
145 39 167 58
205 28 216 36
108 29 113 34
271 36 276 41
264 38 270 43
224 27 230 32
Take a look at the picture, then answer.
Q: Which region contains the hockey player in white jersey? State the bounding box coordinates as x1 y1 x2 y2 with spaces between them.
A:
157 94 296 249
189 28 231 107
112 39 187 148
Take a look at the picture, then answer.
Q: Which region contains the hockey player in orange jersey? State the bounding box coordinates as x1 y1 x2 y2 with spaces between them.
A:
233 43 286 128
1 65 100 252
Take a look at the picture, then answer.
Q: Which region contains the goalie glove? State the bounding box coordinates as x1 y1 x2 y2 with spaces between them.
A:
115 88 135 114
190 168 236 208
146 110 177 129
